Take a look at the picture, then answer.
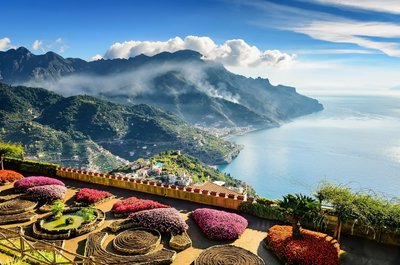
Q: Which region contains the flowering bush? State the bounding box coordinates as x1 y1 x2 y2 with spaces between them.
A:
76 188 113 204
128 208 188 235
27 185 67 202
14 176 65 192
0 170 23 184
112 196 170 216
192 208 248 240
266 225 340 265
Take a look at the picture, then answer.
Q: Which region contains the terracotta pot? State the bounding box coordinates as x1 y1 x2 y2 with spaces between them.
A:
178 186 184 190
237 195 245 201
201 190 209 195
210 191 217 196
194 188 201 193
185 187 192 192
170 185 176 189
149 181 155 185
219 192 226 198
228 194 235 199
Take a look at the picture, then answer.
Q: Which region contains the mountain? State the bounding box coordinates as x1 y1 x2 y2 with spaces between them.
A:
0 47 323 128
0 83 239 170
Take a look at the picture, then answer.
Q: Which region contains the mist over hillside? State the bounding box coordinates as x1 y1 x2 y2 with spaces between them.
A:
0 47 323 128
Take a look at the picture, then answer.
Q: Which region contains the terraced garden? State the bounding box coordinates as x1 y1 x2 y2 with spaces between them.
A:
0 170 399 265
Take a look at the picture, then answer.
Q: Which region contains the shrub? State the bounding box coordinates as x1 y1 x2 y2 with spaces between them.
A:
239 201 284 221
112 196 170 216
192 208 248 240
76 188 113 204
0 170 23 184
128 208 188 235
14 176 65 192
266 225 340 265
51 200 65 218
77 207 96 223
27 185 67 202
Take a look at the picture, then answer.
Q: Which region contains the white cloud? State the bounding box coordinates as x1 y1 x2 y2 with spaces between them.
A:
32 40 43 51
296 49 378 55
89 54 103 61
0 37 12 51
293 20 400 57
309 0 400 14
104 36 295 67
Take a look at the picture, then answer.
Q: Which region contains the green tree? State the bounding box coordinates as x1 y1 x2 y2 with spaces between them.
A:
51 200 65 219
0 142 25 170
279 194 321 240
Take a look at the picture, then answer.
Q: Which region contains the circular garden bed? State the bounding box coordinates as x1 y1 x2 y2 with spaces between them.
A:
195 245 265 265
33 207 105 240
113 228 161 255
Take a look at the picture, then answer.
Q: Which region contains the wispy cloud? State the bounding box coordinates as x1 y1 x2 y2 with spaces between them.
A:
308 0 400 14
32 40 43 51
294 20 400 56
296 49 378 55
104 36 295 67
242 0 400 57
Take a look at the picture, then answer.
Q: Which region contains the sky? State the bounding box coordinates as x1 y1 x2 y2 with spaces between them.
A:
1 0 400 94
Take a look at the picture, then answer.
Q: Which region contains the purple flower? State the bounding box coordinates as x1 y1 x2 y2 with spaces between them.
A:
14 176 65 192
128 208 187 235
27 185 67 202
192 208 248 240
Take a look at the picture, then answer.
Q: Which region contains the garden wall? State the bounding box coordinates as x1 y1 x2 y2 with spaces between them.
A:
56 168 250 210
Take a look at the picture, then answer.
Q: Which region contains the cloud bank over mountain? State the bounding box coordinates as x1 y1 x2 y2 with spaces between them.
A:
102 36 295 67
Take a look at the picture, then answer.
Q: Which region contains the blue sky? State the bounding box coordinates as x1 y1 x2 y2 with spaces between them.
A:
1 0 400 93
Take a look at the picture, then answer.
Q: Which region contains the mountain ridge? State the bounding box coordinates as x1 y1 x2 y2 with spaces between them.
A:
0 47 323 128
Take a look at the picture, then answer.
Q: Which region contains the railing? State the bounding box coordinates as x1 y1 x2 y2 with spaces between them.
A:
0 227 103 265
57 167 252 210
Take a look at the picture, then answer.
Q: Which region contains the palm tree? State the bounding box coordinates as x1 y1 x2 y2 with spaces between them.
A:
279 194 321 240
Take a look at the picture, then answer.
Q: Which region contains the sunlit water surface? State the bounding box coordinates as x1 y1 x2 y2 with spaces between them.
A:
218 95 400 199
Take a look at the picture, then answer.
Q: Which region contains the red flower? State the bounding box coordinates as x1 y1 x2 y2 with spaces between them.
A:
0 170 23 184
112 196 170 216
266 225 340 265
76 188 113 204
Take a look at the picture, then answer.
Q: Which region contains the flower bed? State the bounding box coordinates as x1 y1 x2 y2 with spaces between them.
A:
128 208 188 235
14 176 65 192
0 170 23 185
112 196 170 217
27 185 67 202
265 225 340 265
76 188 114 205
192 208 248 240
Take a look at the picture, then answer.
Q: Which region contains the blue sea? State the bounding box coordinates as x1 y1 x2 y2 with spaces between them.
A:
218 94 400 199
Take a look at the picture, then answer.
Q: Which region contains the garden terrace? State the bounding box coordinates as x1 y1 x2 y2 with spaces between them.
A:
85 232 176 264
1 174 400 265
195 245 264 265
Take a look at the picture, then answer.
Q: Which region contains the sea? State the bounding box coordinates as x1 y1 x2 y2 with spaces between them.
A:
218 94 400 199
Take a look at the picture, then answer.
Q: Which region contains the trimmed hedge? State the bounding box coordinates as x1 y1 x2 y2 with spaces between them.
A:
239 201 284 221
4 157 59 176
